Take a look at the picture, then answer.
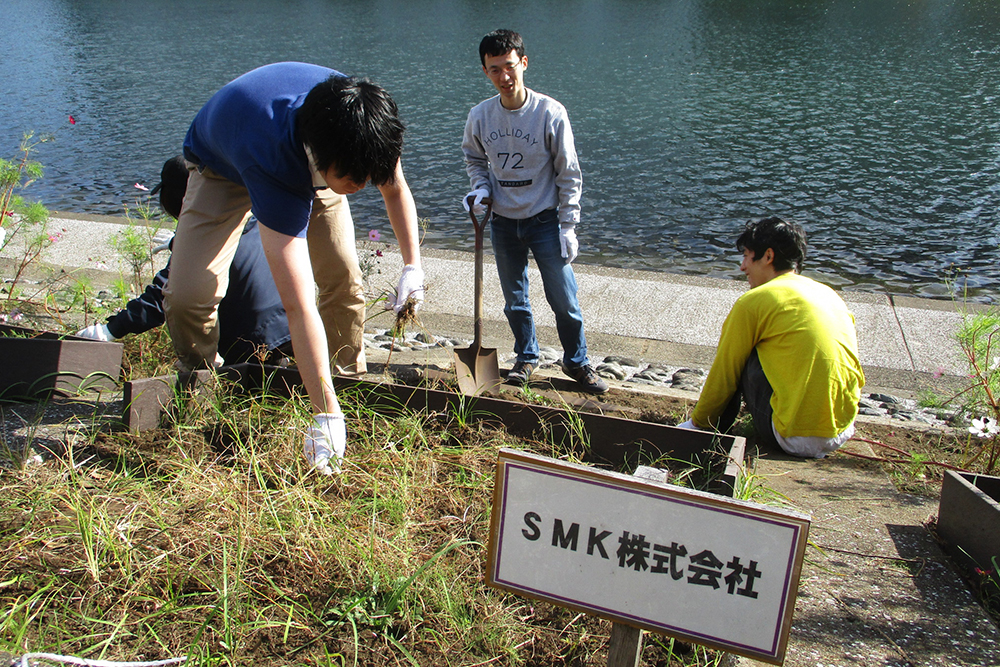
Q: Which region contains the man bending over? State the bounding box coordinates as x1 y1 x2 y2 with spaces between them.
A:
165 63 424 474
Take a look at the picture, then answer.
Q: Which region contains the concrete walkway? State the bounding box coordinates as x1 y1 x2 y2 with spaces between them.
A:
16 212 972 397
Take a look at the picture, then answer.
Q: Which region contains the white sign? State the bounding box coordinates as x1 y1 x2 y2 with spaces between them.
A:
486 448 810 665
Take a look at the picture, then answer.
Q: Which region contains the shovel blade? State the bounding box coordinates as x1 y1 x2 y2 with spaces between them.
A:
453 345 502 396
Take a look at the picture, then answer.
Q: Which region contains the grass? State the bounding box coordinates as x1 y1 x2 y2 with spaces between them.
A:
0 330 729 666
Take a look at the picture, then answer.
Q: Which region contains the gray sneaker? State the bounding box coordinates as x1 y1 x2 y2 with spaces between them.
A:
506 360 535 386
565 364 609 395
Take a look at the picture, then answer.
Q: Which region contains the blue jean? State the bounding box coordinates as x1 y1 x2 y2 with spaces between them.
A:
490 209 589 368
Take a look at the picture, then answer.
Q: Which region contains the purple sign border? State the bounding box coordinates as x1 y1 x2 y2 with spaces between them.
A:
491 457 806 660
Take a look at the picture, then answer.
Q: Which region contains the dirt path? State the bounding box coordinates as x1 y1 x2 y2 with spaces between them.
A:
734 442 1000 666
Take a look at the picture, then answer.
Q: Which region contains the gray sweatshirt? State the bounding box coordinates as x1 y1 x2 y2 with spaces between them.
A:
462 88 582 225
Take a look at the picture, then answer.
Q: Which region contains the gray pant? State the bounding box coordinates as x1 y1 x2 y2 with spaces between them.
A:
717 348 780 448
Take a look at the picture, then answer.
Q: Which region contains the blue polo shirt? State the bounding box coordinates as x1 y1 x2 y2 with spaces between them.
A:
183 62 344 237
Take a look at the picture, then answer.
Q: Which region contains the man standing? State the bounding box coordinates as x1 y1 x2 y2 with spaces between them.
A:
680 217 865 459
164 63 425 473
462 29 607 394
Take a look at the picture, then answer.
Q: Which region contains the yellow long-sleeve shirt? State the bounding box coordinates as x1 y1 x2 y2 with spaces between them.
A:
691 272 865 438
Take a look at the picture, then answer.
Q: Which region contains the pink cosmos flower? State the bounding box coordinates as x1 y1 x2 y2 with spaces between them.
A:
69 115 76 125
368 229 381 242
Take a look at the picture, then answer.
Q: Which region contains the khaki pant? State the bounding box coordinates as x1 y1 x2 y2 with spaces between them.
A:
163 165 367 375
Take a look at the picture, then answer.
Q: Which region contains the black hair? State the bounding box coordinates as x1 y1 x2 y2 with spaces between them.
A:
297 75 404 187
479 29 525 67
735 216 807 273
151 155 189 220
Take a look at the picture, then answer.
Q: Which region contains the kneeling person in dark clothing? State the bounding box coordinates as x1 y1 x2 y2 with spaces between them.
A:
679 217 865 459
76 156 292 364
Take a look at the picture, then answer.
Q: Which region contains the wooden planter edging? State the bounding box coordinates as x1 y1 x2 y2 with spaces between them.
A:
938 470 1000 577
122 363 745 495
0 323 123 400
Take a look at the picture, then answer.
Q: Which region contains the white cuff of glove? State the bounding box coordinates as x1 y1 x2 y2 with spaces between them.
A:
75 323 117 342
559 225 579 264
463 188 490 215
677 419 708 432
304 412 346 475
386 264 425 314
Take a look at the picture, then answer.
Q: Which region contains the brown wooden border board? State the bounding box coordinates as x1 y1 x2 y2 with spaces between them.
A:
122 363 745 492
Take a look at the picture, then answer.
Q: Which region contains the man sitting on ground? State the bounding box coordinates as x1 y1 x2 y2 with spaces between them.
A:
679 216 865 459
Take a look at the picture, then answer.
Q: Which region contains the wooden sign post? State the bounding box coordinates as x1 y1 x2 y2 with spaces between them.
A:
485 448 810 665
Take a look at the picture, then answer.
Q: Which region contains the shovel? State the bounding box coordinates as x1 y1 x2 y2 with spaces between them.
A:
454 196 502 395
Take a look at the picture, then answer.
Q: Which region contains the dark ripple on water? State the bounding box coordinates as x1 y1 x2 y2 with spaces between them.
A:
4 0 1000 303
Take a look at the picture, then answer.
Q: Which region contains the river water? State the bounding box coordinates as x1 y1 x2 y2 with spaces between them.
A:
3 0 999 301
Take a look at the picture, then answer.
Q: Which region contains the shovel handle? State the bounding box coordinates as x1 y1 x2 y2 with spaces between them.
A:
466 196 493 346
466 195 493 237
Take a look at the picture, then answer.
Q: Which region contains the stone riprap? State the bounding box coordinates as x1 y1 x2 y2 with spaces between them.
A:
364 329 961 429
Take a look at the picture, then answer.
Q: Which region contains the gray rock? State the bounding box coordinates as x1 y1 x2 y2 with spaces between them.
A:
634 368 671 382
672 369 706 386
910 413 940 425
604 355 641 367
672 381 704 392
629 377 663 387
646 362 675 372
597 362 627 380
539 347 561 365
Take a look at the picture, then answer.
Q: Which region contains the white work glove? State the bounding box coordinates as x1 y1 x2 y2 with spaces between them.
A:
385 264 425 314
76 323 118 342
462 188 490 216
559 225 579 264
173 352 225 373
152 231 174 256
677 419 708 431
304 412 346 475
